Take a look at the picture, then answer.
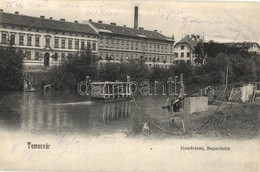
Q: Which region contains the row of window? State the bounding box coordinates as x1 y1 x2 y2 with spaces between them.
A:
100 62 171 69
1 32 97 50
175 60 191 64
24 51 68 61
175 52 191 58
100 38 173 53
1 33 39 46
100 51 172 63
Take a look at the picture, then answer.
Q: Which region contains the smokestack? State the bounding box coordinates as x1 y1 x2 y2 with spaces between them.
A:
134 6 138 29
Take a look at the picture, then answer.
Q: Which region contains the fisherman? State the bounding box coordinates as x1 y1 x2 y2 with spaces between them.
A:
204 85 215 96
168 96 182 113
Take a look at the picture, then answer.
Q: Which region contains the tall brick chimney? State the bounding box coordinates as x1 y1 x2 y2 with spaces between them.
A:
134 6 138 29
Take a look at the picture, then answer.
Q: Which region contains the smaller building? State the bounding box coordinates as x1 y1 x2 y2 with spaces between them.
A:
174 34 203 65
225 42 260 54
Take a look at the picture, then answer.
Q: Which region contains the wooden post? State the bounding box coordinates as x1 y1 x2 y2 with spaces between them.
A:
107 84 110 98
175 75 178 96
112 83 115 98
180 73 185 107
127 76 130 97
116 80 119 98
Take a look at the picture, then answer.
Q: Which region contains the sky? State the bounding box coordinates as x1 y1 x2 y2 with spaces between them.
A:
1 0 260 43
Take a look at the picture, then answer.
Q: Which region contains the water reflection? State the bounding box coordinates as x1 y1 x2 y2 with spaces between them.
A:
102 102 131 124
0 91 180 135
0 92 134 134
19 92 93 133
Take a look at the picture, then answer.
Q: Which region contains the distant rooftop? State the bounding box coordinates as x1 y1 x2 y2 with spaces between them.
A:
224 42 260 48
89 21 173 42
0 11 97 35
175 34 203 50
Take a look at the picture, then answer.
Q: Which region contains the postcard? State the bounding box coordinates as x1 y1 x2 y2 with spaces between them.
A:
0 0 259 171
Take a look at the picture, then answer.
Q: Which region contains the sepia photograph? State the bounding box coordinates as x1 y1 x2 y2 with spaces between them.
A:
0 0 259 171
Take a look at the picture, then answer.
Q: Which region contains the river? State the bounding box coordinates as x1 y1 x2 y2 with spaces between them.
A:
0 91 172 135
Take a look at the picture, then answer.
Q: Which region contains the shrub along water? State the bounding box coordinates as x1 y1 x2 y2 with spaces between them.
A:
0 45 23 91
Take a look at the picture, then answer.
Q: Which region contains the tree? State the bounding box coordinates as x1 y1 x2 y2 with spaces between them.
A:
229 54 256 83
0 45 23 91
48 47 98 90
169 61 194 84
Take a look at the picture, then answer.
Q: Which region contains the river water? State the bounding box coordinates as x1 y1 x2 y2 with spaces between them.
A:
0 91 172 135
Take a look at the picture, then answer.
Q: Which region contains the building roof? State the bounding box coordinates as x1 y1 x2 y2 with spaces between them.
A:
0 12 97 35
225 42 260 49
90 21 173 42
174 35 202 50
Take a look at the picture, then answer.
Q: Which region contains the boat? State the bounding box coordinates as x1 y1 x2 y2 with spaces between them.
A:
90 76 132 103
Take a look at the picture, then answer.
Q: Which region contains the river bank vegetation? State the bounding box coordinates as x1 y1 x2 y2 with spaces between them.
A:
0 45 23 91
46 41 260 90
0 41 259 91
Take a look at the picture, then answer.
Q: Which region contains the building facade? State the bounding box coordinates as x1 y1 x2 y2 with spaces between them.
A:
0 10 175 69
0 10 98 68
248 42 260 54
88 21 175 69
174 34 202 65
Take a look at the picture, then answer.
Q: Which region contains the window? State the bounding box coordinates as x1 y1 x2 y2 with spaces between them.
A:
181 53 184 58
10 34 15 44
187 52 190 57
53 53 58 61
35 51 40 60
81 40 85 49
87 41 91 49
181 45 184 50
1 33 7 44
26 51 31 60
54 38 59 48
61 53 66 60
75 39 79 49
175 53 178 58
19 35 24 45
27 35 32 46
45 37 50 47
68 39 72 49
92 42 96 51
61 39 66 49
35 36 40 46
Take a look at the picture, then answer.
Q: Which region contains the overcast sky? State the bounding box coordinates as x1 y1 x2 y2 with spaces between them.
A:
1 0 260 43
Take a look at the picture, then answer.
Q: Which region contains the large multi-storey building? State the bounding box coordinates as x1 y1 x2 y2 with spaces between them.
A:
0 7 175 69
174 34 203 65
0 10 98 68
87 20 175 68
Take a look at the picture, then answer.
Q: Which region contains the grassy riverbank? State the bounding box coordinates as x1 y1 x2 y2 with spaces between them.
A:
129 101 260 139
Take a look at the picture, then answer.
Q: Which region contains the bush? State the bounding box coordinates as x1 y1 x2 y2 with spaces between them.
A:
48 48 98 90
0 45 23 91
